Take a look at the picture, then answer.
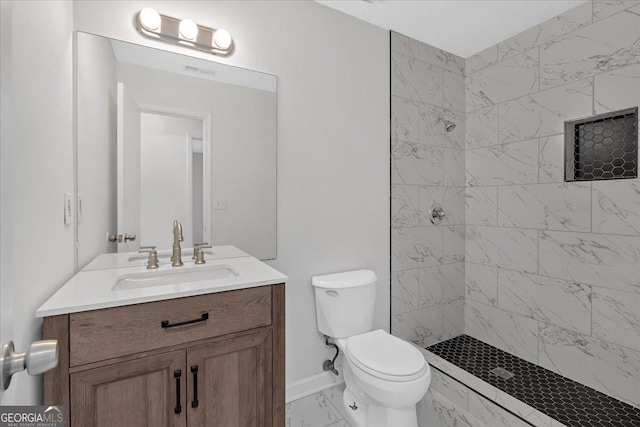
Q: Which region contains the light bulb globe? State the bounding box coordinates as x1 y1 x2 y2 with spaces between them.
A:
179 19 199 41
139 8 161 31
212 29 232 49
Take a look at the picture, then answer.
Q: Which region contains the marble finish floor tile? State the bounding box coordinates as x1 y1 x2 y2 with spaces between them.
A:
286 387 352 427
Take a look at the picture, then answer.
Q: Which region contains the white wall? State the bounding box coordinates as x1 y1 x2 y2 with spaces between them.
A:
74 0 390 384
0 0 74 405
140 113 202 249
76 32 118 268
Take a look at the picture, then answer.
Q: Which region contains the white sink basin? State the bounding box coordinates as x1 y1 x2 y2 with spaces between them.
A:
113 265 238 291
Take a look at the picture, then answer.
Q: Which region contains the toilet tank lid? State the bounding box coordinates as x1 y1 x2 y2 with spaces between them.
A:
312 270 377 289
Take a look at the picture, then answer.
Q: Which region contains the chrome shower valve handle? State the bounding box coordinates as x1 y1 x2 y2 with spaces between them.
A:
429 204 446 225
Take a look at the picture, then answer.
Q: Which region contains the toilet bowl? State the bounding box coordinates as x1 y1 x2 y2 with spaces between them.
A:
312 270 431 427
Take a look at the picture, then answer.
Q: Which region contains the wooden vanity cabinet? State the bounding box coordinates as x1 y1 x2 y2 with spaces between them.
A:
70 351 187 427
43 284 285 427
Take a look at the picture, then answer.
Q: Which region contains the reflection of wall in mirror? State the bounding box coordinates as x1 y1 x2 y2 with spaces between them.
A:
76 34 118 268
117 62 276 259
139 113 202 250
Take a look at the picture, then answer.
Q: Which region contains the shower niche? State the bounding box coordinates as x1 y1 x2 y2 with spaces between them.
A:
565 107 638 182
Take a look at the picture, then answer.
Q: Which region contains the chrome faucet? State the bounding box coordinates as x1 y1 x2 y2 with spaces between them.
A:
171 220 184 267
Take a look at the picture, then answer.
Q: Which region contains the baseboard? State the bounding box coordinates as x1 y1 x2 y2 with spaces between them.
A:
286 370 344 402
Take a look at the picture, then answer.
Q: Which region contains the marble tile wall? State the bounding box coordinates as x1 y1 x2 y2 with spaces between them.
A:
391 31 466 347
417 367 538 427
464 0 640 408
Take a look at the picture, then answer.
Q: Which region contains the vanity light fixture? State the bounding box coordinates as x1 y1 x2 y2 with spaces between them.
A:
135 9 234 56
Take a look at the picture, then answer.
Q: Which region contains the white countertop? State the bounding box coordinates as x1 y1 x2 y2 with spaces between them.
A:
36 252 287 317
82 245 251 271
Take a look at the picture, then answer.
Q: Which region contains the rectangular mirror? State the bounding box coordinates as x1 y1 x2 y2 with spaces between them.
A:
76 32 277 269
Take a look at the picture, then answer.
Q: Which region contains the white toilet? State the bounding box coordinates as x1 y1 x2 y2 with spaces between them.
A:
312 270 431 427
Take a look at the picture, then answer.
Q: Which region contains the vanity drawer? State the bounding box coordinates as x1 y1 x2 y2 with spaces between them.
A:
69 286 272 367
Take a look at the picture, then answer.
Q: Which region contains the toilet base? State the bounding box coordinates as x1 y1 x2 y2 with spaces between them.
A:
342 386 419 427
342 387 366 427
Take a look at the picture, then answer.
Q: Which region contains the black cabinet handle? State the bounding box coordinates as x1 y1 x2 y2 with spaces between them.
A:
191 365 199 408
174 369 182 414
161 312 209 329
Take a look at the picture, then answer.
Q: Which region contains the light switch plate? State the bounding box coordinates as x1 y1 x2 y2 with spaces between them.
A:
64 193 74 225
214 198 227 210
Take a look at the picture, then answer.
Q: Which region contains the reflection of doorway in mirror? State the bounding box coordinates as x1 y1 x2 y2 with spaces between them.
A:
190 135 205 245
135 106 211 251
116 83 142 254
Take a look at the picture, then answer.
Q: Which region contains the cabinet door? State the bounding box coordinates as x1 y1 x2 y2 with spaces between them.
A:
71 351 187 427
187 330 272 427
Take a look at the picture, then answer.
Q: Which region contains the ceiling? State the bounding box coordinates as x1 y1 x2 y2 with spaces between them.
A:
316 0 587 58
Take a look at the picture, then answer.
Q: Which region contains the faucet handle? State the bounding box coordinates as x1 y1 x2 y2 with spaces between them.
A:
194 248 208 265
192 243 211 259
139 246 159 269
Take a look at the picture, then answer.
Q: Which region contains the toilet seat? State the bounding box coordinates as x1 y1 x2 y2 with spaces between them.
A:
345 330 428 382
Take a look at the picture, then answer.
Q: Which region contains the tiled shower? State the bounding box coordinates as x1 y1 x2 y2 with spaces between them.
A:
391 0 640 423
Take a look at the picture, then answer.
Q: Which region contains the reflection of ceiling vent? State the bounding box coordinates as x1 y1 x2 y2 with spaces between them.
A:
184 65 216 77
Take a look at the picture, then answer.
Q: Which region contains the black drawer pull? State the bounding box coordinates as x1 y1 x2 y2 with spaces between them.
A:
161 312 209 329
174 369 182 414
191 365 199 408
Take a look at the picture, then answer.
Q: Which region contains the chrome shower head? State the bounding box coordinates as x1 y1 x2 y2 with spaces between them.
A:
443 120 456 132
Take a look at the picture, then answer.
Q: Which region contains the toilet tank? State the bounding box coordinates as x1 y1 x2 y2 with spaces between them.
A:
311 270 377 338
